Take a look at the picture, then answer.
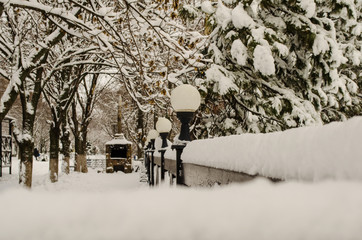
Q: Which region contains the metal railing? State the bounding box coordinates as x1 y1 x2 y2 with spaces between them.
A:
86 157 106 170
143 151 279 187
1 117 13 177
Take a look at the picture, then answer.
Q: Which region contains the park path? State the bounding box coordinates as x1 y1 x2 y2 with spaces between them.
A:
0 157 145 192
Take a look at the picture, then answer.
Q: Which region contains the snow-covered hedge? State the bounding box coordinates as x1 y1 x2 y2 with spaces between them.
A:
180 117 362 181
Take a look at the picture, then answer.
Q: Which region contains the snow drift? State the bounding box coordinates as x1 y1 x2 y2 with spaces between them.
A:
180 117 362 181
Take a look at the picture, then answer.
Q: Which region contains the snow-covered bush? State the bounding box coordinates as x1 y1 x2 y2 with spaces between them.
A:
195 0 361 137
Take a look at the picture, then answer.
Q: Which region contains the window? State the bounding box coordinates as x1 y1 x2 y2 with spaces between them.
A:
110 145 127 158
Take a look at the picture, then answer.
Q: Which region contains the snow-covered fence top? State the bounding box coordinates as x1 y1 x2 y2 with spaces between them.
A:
179 117 362 182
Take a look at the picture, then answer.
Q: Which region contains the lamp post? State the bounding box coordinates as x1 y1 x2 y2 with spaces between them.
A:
156 117 172 181
144 136 152 185
144 137 150 177
148 129 159 186
170 84 201 185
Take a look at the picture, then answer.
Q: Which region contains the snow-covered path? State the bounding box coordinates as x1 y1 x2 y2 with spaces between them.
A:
0 158 143 192
1 159 362 240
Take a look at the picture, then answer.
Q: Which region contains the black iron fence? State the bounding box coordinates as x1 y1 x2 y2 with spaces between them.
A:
86 157 106 170
143 150 278 187
1 117 13 177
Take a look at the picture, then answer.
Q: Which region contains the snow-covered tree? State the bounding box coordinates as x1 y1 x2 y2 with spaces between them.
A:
42 53 89 181
113 0 209 143
70 64 114 173
195 0 361 137
0 0 120 187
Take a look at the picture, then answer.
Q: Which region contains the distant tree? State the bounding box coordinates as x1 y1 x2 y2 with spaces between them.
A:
43 59 81 181
70 64 114 173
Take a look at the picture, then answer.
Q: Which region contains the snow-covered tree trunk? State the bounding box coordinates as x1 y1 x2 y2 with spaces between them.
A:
18 136 34 188
75 154 88 173
49 123 60 182
74 132 88 173
136 109 145 158
61 119 71 175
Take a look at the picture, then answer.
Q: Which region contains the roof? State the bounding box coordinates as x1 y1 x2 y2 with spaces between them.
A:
105 133 132 145
4 116 16 121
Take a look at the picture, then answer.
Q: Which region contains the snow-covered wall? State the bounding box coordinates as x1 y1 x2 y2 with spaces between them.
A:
178 117 362 181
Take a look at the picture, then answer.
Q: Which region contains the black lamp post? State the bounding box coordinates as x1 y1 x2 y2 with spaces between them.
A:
170 84 201 185
156 117 172 181
148 129 159 186
144 137 150 177
144 138 151 184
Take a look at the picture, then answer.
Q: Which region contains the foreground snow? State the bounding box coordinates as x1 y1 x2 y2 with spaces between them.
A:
1 160 362 240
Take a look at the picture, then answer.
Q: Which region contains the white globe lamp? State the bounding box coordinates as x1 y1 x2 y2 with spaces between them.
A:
156 117 172 148
171 84 201 112
170 84 201 141
147 129 159 150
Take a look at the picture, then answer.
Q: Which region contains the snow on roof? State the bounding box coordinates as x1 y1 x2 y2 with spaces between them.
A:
105 133 132 145
3 116 16 121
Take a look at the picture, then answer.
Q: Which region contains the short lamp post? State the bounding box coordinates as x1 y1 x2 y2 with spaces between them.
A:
156 117 172 181
148 129 159 186
170 84 201 185
144 137 150 168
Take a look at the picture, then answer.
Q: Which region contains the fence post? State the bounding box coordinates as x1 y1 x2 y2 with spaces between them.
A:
155 165 159 185
159 149 165 181
9 120 12 174
169 172 174 185
171 144 185 185
146 151 151 185
0 120 2 177
150 150 155 186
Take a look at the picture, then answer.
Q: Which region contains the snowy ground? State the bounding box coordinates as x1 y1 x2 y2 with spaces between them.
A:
1 158 362 240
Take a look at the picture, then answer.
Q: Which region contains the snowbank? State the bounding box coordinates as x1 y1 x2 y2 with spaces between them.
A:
0 179 361 240
1 158 362 240
180 117 362 181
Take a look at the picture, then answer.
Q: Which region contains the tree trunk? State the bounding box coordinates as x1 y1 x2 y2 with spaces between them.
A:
75 153 88 173
137 108 144 158
74 132 88 173
49 124 60 182
18 140 34 188
61 122 71 174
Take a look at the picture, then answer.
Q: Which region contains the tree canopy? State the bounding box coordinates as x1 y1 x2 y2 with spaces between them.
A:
193 0 361 137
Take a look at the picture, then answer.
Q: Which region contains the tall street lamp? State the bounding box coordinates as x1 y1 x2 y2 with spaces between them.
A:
156 117 172 181
170 84 201 185
148 129 159 186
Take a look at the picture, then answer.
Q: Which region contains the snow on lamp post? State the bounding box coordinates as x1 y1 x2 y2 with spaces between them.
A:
170 84 201 185
148 129 159 186
156 117 172 181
